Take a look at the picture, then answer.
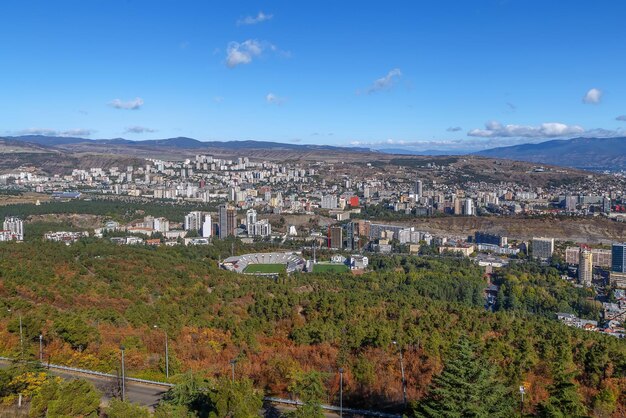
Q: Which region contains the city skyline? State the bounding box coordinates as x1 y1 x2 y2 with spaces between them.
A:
2 0 626 152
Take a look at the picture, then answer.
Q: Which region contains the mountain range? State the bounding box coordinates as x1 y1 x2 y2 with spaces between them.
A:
4 135 371 153
3 135 624 171
474 137 626 171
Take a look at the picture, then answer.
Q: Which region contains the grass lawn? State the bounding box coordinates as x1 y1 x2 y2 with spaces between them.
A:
312 263 350 273
243 263 286 274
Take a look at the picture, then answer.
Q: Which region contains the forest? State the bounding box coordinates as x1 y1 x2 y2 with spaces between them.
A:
0 240 624 416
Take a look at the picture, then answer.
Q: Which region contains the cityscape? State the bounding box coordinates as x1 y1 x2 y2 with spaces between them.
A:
1 1 626 417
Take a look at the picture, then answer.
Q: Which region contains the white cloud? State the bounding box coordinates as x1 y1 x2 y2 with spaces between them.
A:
447 126 462 132
18 128 93 137
237 11 273 26
363 68 402 94
616 115 626 121
124 126 157 134
468 121 585 138
583 88 602 104
226 40 270 68
266 93 286 105
109 97 144 110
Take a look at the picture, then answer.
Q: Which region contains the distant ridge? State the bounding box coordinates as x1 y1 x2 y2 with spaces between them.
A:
5 135 373 153
474 137 626 170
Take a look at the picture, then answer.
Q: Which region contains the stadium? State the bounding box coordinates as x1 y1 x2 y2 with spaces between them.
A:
221 252 306 275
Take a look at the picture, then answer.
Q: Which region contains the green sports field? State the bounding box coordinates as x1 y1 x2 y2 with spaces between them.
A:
312 263 350 273
243 263 286 274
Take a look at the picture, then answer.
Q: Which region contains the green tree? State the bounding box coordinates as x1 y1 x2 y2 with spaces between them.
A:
105 398 151 418
413 339 513 418
209 377 263 418
287 371 327 418
53 314 98 350
538 369 587 418
30 378 101 418
591 387 617 418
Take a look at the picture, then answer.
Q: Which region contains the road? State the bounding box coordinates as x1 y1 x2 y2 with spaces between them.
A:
0 360 166 410
0 360 344 416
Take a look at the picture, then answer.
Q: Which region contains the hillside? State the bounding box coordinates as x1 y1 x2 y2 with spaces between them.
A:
0 241 624 415
475 137 626 171
401 215 626 244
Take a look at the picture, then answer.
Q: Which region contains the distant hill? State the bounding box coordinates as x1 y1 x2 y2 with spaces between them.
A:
5 135 372 154
475 137 626 170
379 148 470 156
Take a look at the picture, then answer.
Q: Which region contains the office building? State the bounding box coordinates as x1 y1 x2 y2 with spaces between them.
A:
532 237 554 260
474 232 507 247
612 243 626 273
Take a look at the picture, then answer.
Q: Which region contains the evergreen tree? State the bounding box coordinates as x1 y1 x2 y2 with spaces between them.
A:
287 370 326 418
413 338 513 418
538 369 587 418
494 285 506 311
209 377 263 418
105 398 151 418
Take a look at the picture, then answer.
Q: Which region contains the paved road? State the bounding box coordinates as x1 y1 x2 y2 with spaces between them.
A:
0 361 166 410
0 360 343 416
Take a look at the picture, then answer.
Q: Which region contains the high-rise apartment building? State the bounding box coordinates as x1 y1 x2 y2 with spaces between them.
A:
2 217 23 241
201 215 212 238
414 179 423 198
246 209 257 227
184 211 203 231
578 249 593 286
321 194 338 209
328 226 343 249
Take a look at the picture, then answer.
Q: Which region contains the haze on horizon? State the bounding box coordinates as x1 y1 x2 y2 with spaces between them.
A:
1 0 625 152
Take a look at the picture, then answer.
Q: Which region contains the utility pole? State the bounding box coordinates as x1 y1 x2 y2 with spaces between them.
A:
393 340 407 406
39 334 43 362
8 309 23 357
120 346 126 401
154 325 169 378
165 330 169 378
19 314 23 357
339 367 344 417
230 359 236 382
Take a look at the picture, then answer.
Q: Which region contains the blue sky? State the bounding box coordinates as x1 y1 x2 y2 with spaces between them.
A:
1 0 625 151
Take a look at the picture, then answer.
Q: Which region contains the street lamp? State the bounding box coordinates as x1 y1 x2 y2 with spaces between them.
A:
519 385 525 414
39 334 43 362
153 325 169 378
229 359 236 382
392 340 407 406
339 367 344 418
120 346 126 401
